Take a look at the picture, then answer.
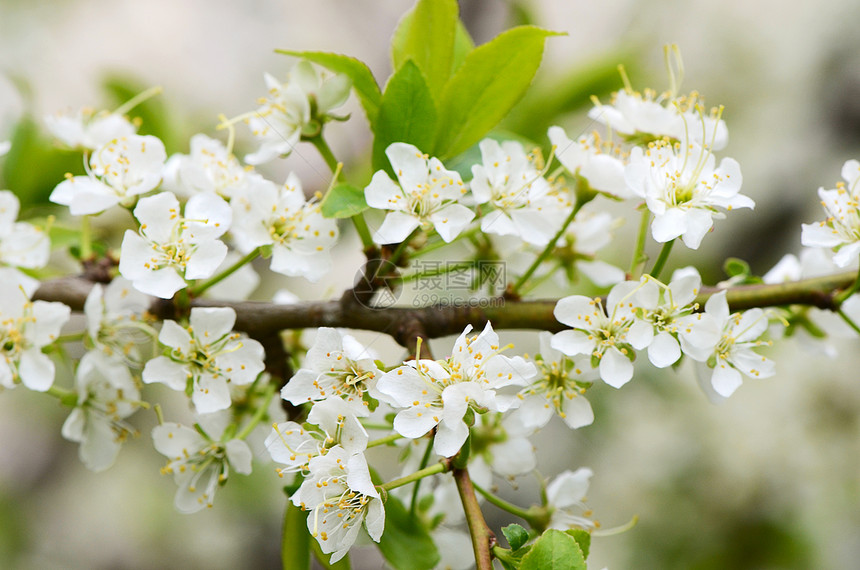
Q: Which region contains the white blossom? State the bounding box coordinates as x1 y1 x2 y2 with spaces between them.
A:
231 172 338 281
546 468 597 531
84 276 155 366
44 108 136 151
281 327 384 415
625 139 752 249
162 134 253 200
548 126 629 198
625 267 718 368
588 88 728 151
0 190 50 271
142 307 265 413
377 322 536 457
152 420 252 513
266 397 369 478
0 276 70 392
292 446 384 563
801 160 860 267
681 291 775 398
470 138 569 245
61 350 141 472
551 282 640 388
511 331 595 430
365 143 474 244
50 135 166 216
119 191 231 298
244 61 351 165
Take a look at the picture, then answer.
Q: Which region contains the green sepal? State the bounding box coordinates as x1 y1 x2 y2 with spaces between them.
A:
503 523 530 551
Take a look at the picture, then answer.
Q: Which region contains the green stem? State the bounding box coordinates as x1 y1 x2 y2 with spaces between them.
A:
54 331 86 344
518 260 563 296
835 258 860 304
113 85 163 116
80 215 93 261
630 207 651 278
837 308 860 335
410 437 435 516
648 239 675 281
366 433 402 448
236 383 276 440
453 467 494 570
351 214 375 251
512 200 584 295
410 226 481 259
396 261 475 284
380 462 448 492
472 480 534 521
46 385 77 407
390 228 421 266
311 136 339 176
189 247 261 297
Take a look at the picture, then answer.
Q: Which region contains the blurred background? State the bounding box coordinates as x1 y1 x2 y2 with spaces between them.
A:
2 0 860 568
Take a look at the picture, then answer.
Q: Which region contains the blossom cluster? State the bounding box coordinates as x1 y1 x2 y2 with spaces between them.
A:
4 40 859 569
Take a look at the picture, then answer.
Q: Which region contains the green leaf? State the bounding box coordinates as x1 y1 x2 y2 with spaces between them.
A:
1 116 83 209
433 26 561 159
281 503 311 570
451 20 474 74
377 495 440 570
723 257 751 278
320 183 369 219
277 50 382 127
390 0 459 101
520 529 586 570
503 524 530 551
372 60 437 174
564 529 591 559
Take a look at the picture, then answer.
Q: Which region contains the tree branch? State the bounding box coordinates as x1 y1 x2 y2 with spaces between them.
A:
33 271 856 345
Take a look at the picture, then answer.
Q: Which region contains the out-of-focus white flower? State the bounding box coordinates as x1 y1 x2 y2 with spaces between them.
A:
45 108 137 151
152 420 253 513
291 446 384 563
231 173 338 281
244 61 351 165
61 350 141 472
470 138 569 246
546 468 597 531
119 191 231 298
0 190 50 271
142 307 265 413
0 276 70 392
625 139 752 249
378 322 535 457
365 143 474 244
162 134 253 200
